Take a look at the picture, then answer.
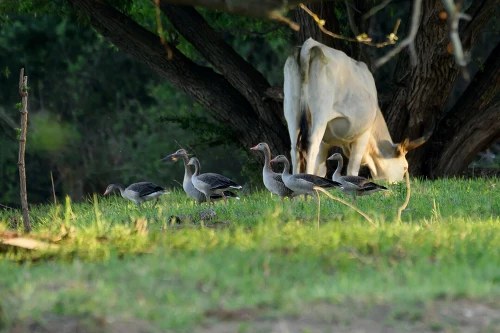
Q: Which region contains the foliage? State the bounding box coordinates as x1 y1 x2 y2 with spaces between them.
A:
0 12 271 205
1 178 500 331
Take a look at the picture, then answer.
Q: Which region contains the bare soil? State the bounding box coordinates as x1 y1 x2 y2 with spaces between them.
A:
5 300 500 333
197 300 500 333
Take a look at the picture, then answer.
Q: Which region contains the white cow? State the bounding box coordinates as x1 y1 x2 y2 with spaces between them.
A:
284 38 432 182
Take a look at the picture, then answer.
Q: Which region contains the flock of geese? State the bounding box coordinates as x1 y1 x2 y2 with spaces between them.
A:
104 142 388 208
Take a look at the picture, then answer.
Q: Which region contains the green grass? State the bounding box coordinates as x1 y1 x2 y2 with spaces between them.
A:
1 178 500 332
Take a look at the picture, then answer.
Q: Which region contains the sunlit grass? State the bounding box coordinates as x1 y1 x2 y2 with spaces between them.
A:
0 177 499 331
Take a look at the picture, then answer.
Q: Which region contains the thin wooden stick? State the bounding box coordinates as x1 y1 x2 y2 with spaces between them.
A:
50 171 57 205
313 186 375 226
299 3 401 48
397 170 411 222
18 68 31 233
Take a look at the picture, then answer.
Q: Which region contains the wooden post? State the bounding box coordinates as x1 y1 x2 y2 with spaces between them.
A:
18 68 31 233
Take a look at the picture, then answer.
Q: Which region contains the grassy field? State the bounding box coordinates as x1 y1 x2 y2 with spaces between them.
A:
1 177 500 333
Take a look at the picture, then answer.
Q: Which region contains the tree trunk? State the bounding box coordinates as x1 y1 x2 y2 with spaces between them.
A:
383 0 499 176
429 41 500 176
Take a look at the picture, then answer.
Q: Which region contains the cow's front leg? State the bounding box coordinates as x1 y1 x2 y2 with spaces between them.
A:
346 131 370 176
305 122 327 175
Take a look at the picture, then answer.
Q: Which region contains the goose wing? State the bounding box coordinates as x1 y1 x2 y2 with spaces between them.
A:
341 175 370 188
295 174 341 188
198 173 241 190
358 181 388 192
128 182 165 197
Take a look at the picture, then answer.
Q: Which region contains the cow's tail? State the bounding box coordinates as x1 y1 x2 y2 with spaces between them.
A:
297 105 309 173
296 39 318 173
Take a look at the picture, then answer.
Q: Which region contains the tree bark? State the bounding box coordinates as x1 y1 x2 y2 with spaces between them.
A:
429 41 500 176
68 0 289 155
383 0 499 175
18 68 31 233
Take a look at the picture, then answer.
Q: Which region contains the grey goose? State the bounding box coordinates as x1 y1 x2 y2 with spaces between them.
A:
250 142 296 203
327 153 388 203
104 182 169 208
187 157 242 204
161 149 239 204
270 155 341 200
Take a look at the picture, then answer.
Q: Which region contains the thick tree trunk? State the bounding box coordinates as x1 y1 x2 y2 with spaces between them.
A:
68 0 289 156
383 0 499 176
429 41 500 176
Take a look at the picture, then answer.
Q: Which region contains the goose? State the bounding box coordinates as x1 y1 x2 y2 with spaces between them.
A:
270 155 341 200
327 153 388 203
250 142 296 203
187 157 242 204
104 182 169 208
161 149 239 204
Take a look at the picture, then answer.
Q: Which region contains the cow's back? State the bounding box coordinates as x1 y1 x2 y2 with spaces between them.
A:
301 38 378 110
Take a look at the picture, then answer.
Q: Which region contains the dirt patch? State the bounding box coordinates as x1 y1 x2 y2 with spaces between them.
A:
6 315 157 333
196 299 500 333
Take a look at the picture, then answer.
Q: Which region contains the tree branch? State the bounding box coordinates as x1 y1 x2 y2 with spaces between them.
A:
373 0 422 68
158 0 317 20
159 4 285 130
292 1 350 54
442 0 472 80
67 0 287 151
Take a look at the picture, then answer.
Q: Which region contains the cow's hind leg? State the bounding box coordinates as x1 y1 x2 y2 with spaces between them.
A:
284 54 302 174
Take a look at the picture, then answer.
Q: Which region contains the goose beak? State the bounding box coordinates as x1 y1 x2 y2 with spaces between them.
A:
250 145 258 151
103 190 109 195
160 154 178 164
270 157 277 163
326 156 333 161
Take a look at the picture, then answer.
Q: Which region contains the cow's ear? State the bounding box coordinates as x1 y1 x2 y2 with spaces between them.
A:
394 138 410 157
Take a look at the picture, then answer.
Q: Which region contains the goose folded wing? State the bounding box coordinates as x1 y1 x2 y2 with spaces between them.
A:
199 173 240 190
342 175 370 188
296 174 341 188
358 182 388 192
129 182 165 197
271 173 286 185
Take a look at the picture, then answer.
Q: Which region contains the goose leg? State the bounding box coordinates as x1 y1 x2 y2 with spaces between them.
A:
205 194 211 205
152 197 159 208
222 192 228 205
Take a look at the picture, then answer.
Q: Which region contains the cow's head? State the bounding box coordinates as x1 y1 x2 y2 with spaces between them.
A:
370 128 434 182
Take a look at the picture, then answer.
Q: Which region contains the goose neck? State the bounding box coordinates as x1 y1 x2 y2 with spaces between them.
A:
191 158 201 176
263 146 272 169
333 157 343 180
182 155 193 177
